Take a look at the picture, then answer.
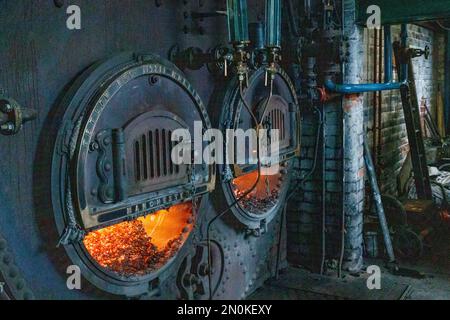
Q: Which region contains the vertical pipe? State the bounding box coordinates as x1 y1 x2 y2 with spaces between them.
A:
249 22 265 50
226 0 249 44
376 28 383 175
372 29 379 160
320 108 326 275
384 26 393 83
400 24 408 82
445 31 450 134
341 0 364 272
265 0 282 48
364 138 396 263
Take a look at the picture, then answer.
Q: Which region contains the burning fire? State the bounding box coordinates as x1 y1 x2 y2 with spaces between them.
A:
83 202 193 276
232 170 282 213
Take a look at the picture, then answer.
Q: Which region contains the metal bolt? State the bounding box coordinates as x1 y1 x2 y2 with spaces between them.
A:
90 142 99 151
1 123 15 133
9 267 18 278
2 103 12 113
16 279 25 290
104 162 112 172
149 76 159 85
3 254 11 265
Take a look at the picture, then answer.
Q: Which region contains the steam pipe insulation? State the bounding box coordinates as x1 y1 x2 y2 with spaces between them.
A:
341 0 364 272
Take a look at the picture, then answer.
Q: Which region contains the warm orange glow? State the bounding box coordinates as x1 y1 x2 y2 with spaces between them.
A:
232 170 282 213
233 171 281 198
83 202 193 276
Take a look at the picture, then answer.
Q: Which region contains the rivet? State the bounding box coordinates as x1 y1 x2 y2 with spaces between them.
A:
89 142 99 152
149 76 159 85
9 267 18 278
16 279 25 290
3 254 11 265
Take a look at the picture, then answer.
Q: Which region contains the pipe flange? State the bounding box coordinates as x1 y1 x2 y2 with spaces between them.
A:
0 97 37 136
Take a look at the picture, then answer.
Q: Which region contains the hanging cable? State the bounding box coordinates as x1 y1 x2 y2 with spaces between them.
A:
206 80 264 300
275 106 323 277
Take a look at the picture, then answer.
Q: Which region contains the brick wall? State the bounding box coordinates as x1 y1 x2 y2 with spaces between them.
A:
363 25 446 195
287 23 446 269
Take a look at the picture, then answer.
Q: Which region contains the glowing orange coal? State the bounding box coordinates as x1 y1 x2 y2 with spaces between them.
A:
232 170 281 199
83 202 193 276
231 170 282 214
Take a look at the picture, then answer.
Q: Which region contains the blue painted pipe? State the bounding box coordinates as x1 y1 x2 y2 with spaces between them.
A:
445 31 450 133
400 24 409 82
325 24 407 94
324 80 404 94
384 26 393 83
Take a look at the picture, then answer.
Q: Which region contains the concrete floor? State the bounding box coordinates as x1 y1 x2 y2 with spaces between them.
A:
250 233 450 300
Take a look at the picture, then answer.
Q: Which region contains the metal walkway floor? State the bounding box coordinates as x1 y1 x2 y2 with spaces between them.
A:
249 263 450 300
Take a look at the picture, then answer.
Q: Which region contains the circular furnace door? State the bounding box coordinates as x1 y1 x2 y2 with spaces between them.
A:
51 53 215 297
213 66 300 232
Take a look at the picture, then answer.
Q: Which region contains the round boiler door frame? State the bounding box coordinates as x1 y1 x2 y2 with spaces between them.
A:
213 66 301 231
51 53 214 297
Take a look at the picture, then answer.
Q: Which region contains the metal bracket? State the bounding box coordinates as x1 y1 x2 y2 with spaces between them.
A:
0 97 37 136
408 45 430 59
169 45 232 75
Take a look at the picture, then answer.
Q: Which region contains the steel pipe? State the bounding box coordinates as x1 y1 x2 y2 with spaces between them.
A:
364 137 396 263
325 24 407 94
